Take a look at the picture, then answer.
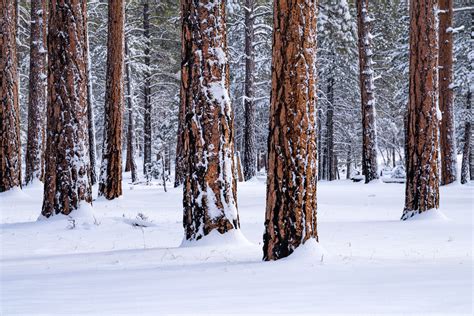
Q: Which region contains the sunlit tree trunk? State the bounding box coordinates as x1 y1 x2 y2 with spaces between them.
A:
263 0 319 261
0 0 22 192
438 0 457 185
181 0 240 241
99 0 125 199
402 0 439 220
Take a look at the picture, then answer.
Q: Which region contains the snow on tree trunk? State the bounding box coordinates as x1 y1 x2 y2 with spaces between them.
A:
25 0 47 185
174 81 185 187
42 0 92 217
356 0 379 183
326 77 336 181
263 0 318 261
470 11 474 182
83 4 98 186
98 0 125 199
143 0 152 176
243 0 257 181
181 0 240 241
125 38 138 183
0 0 22 192
402 0 439 220
461 90 471 184
438 0 457 185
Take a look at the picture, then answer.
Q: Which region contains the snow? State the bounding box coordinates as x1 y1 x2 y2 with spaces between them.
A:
1 173 472 314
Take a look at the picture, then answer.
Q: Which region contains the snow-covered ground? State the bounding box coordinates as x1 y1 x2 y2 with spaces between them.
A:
1 175 472 315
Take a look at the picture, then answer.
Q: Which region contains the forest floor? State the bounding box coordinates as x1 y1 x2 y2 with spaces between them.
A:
1 173 473 315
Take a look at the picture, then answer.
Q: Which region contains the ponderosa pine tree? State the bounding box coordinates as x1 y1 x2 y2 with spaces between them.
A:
402 0 439 220
0 0 22 192
438 0 457 185
461 90 471 184
325 76 336 181
42 0 92 217
143 0 152 176
125 38 138 183
25 0 47 185
181 0 240 241
84 2 98 186
356 0 379 183
99 0 125 199
263 0 318 260
243 0 257 181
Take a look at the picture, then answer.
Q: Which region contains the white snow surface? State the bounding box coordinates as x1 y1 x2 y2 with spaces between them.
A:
1 174 472 315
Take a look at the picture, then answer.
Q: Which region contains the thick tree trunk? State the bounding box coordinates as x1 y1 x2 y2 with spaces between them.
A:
143 0 152 176
181 0 240 241
125 39 138 183
461 90 471 184
25 0 47 185
99 0 124 199
42 0 92 217
356 0 379 183
0 0 22 192
438 0 457 185
402 0 439 220
326 77 335 181
243 0 257 181
263 0 318 261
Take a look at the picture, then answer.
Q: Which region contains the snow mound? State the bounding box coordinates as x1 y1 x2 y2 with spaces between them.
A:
0 187 31 200
37 202 98 228
180 229 253 248
285 239 328 263
404 209 450 221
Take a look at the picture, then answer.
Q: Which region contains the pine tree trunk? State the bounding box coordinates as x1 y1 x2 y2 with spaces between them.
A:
181 0 240 241
263 0 318 261
326 77 335 181
402 0 439 220
83 4 98 186
98 0 124 199
461 90 471 184
438 0 457 185
346 147 352 179
25 0 47 185
470 12 474 181
317 108 323 180
125 38 138 183
356 0 379 183
243 0 257 181
42 0 92 217
0 0 22 192
143 0 152 176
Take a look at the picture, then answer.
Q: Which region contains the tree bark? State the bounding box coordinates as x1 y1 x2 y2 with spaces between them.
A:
143 0 152 176
402 0 439 220
25 0 47 185
0 0 22 192
83 3 97 186
263 0 319 261
438 0 457 185
125 38 138 183
326 77 335 181
461 90 471 184
356 0 379 183
181 0 240 241
243 0 257 181
98 0 125 199
42 0 92 217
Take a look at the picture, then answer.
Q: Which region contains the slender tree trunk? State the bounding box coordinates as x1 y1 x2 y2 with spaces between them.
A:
461 90 471 184
0 0 22 192
42 0 92 217
469 12 474 181
402 0 439 220
143 0 152 176
438 0 457 185
98 0 125 199
357 0 379 183
25 0 47 185
243 0 257 181
125 38 138 183
263 0 319 261
181 0 240 241
83 1 97 186
346 147 352 179
317 108 323 180
326 77 335 181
